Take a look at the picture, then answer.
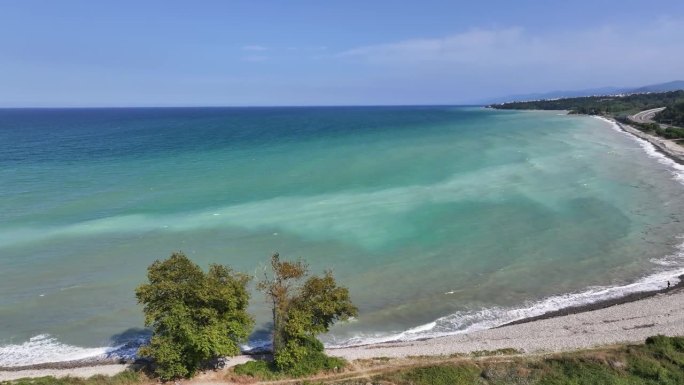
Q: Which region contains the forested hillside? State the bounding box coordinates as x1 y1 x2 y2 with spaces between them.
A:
489 90 684 118
489 91 684 139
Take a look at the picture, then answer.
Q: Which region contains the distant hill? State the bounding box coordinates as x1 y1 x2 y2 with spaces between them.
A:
488 90 684 139
630 80 684 93
482 80 684 104
482 87 624 104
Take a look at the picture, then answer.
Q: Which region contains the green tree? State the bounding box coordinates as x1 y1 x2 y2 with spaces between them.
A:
135 252 253 380
258 253 357 375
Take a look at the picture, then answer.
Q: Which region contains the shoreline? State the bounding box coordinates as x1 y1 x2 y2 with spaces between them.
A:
327 286 684 360
498 274 684 327
607 117 684 164
4 111 684 380
5 275 683 371
5 287 684 380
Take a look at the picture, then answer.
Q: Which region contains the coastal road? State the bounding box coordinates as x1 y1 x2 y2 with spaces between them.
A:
629 107 666 124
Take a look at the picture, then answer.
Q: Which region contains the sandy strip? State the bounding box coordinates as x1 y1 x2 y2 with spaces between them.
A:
327 289 684 360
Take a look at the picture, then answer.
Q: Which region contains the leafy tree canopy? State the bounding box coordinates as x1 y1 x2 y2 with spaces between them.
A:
135 252 253 380
258 253 357 375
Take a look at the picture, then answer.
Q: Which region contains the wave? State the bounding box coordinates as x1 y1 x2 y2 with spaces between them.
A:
0 334 139 368
593 116 684 185
4 255 683 366
327 245 684 347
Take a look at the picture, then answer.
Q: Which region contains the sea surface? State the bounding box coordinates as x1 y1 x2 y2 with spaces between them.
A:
1 106 684 366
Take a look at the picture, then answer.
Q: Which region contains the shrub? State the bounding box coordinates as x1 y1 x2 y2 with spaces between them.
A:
379 364 480 385
233 360 282 380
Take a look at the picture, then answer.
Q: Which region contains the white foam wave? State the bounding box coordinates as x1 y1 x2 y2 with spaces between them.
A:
329 253 684 348
5 242 684 365
0 334 137 367
593 116 684 186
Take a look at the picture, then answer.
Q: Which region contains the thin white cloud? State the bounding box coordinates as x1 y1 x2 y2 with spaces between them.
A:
242 45 268 51
336 19 684 74
287 46 329 51
242 55 268 62
339 27 525 63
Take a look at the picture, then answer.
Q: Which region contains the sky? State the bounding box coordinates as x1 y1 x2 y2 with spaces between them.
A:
1 0 683 107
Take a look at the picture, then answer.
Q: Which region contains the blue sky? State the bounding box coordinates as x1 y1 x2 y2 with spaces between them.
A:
1 0 683 106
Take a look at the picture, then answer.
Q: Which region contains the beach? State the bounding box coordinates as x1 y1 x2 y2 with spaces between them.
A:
613 119 684 164
329 286 684 360
3 286 684 381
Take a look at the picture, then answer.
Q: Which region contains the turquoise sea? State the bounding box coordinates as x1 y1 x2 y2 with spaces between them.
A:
1 107 684 365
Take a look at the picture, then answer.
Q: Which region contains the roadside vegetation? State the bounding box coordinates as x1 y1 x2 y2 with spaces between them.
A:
489 90 684 139
613 116 684 140
365 335 684 385
657 101 684 127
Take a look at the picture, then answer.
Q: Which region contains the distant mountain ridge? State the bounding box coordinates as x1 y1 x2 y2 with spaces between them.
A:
630 80 684 94
483 80 684 104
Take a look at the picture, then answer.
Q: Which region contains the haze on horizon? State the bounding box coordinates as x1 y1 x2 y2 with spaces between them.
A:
1 0 683 107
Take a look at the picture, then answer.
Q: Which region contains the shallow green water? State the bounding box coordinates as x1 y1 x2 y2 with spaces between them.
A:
1 107 683 364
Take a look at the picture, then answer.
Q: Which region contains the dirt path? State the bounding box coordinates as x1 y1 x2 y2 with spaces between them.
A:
184 353 545 385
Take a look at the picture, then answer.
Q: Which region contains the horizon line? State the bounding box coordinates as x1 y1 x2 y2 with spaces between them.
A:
0 103 487 110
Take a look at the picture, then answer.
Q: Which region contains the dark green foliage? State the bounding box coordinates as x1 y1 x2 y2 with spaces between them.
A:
232 360 283 380
613 116 684 139
232 345 346 380
656 102 684 127
404 364 480 385
491 91 684 140
377 364 481 385
655 126 684 139
277 338 347 377
490 90 684 118
135 252 253 380
471 347 521 357
258 253 357 376
537 357 635 385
